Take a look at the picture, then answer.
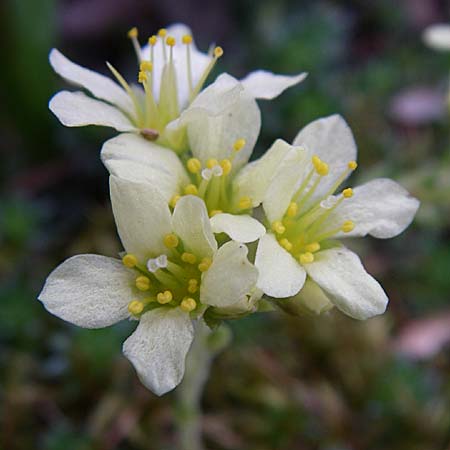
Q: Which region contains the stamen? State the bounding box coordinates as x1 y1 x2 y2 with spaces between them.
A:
140 61 153 72
135 276 151 291
304 242 320 253
127 27 142 62
286 202 298 217
206 159 219 169
233 138 246 152
299 252 315 264
348 161 358 170
342 188 353 198
272 221 286 235
181 253 197 264
184 184 199 195
166 36 176 62
158 29 168 61
169 194 181 208
187 158 202 174
140 128 159 141
209 209 223 217
122 254 138 268
198 257 212 272
187 279 198 293
148 35 157 63
163 233 179 248
280 238 293 251
128 299 144 315
238 196 252 210
220 159 232 176
138 71 147 83
157 290 173 304
342 220 355 233
180 297 197 312
183 35 194 93
214 46 224 57
158 28 167 37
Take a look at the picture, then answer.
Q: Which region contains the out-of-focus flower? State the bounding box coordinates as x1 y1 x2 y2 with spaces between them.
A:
49 23 306 148
423 23 450 51
38 176 259 395
251 115 419 320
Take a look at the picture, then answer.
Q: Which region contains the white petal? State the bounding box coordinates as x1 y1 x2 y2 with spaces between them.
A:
255 233 306 298
201 241 258 308
241 70 307 100
305 247 388 320
235 139 302 209
38 255 132 329
423 24 450 51
172 196 217 257
49 49 135 116
210 213 265 243
141 23 212 110
101 133 189 201
323 178 420 239
292 114 357 206
49 91 136 132
123 307 194 395
110 176 172 261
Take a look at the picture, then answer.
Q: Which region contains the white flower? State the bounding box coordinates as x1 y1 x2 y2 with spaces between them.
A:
423 23 450 51
38 176 259 395
49 23 306 148
250 115 419 320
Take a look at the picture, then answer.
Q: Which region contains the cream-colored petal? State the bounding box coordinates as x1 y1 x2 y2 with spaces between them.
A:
38 255 132 329
101 133 189 201
49 48 135 116
110 176 172 261
305 247 388 320
172 196 217 257
255 233 306 298
123 307 194 395
49 91 136 132
241 70 307 99
423 24 450 51
210 213 265 243
201 241 258 308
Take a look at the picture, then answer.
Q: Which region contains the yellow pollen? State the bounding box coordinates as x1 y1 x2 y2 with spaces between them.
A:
214 46 223 58
163 233 179 248
166 36 176 46
128 300 144 315
287 202 298 217
342 220 355 233
169 194 181 208
138 71 147 83
181 252 197 264
182 34 193 44
135 276 151 291
187 158 201 174
158 28 167 37
271 221 286 235
348 161 358 170
305 242 321 253
238 196 252 210
180 297 197 312
122 254 138 268
342 188 353 198
317 162 329 176
299 252 315 264
220 159 232 175
233 138 246 151
140 61 152 72
184 184 198 195
148 35 157 46
157 290 173 304
279 238 293 251
127 27 138 39
209 209 223 217
187 279 198 293
206 158 219 169
198 257 212 272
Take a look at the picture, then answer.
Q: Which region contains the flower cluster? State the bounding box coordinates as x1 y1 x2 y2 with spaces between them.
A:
40 24 419 395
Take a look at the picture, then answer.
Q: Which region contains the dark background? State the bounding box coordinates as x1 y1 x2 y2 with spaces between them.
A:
1 0 450 449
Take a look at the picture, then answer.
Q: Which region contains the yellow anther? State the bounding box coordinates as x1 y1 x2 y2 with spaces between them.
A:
122 254 138 268
299 252 315 264
238 196 252 210
187 278 198 293
184 184 198 195
342 220 355 233
181 252 197 264
140 61 153 72
128 300 144 315
127 27 138 39
138 71 147 83
135 276 151 291
163 233 179 248
279 238 293 251
342 188 353 198
305 242 321 253
166 36 176 46
158 28 167 37
348 161 358 170
312 155 322 167
220 159 232 175
180 297 197 312
286 202 298 217
169 194 181 208
317 162 329 176
214 46 224 58
206 158 219 169
271 221 286 235
198 257 212 272
157 290 173 304
187 158 202 174
233 138 246 152
148 35 157 46
182 35 193 44
209 209 223 217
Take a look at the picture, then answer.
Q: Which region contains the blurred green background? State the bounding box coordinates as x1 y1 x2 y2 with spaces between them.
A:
1 0 450 449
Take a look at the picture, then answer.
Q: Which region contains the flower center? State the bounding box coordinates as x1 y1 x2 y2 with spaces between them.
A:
169 138 252 216
272 156 358 264
121 233 213 318
108 27 223 139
